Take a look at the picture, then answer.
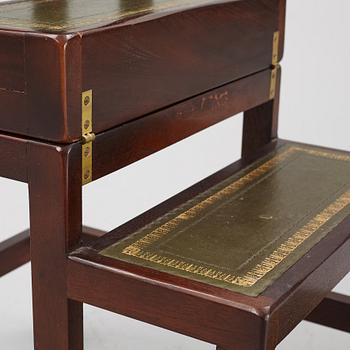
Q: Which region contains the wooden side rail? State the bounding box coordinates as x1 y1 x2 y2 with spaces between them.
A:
306 292 350 333
0 226 106 277
0 67 278 187
0 229 30 277
91 68 278 182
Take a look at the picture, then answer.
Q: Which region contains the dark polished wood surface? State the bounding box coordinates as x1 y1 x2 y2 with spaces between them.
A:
0 33 25 91
0 0 241 33
0 0 285 142
1 2 349 349
0 226 105 277
0 229 30 277
306 292 350 333
0 68 277 182
91 68 276 181
68 141 350 350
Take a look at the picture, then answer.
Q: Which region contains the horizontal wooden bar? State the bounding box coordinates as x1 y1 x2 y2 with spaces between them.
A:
0 226 106 277
81 226 107 243
67 255 265 350
0 229 30 277
1 68 275 185
305 292 350 333
91 68 275 182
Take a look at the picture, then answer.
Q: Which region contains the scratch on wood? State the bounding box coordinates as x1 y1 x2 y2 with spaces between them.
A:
200 91 229 110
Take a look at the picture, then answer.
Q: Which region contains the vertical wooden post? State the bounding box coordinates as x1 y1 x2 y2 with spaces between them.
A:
242 67 281 159
28 142 83 350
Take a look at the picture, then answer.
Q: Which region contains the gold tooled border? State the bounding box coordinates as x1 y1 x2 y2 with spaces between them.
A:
119 146 350 288
0 0 215 32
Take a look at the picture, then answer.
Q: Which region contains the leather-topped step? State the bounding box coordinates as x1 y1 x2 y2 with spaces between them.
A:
0 0 285 142
71 141 350 297
68 140 350 347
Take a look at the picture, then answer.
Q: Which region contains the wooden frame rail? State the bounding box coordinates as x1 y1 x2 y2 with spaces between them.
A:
0 67 279 186
90 67 279 181
0 227 106 277
306 292 350 333
0 229 30 277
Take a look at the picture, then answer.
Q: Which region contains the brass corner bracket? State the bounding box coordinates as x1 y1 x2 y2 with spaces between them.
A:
269 31 280 100
81 90 95 185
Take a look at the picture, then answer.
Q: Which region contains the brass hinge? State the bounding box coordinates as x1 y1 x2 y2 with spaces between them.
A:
269 67 278 100
272 31 280 66
269 31 280 99
81 90 95 185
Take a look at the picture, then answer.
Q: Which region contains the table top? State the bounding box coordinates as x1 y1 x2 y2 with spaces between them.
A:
0 0 227 33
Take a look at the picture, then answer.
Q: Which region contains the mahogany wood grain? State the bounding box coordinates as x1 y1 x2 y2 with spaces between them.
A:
0 67 273 184
68 256 267 350
242 66 281 160
82 0 284 139
91 68 273 181
25 35 68 141
277 0 286 60
0 227 106 277
0 90 27 138
0 31 26 136
0 229 30 277
306 292 350 333
0 31 25 92
0 0 286 142
0 132 28 182
28 142 83 350
81 227 107 242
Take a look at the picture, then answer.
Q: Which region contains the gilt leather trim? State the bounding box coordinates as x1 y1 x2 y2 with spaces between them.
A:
101 144 350 296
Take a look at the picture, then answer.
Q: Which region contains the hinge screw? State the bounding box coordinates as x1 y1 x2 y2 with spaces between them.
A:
83 170 91 180
84 146 91 158
84 96 90 106
84 119 90 130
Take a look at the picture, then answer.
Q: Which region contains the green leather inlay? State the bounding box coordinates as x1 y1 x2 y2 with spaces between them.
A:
0 0 215 33
100 144 350 296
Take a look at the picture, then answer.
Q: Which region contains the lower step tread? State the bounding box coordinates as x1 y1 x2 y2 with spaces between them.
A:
96 142 350 296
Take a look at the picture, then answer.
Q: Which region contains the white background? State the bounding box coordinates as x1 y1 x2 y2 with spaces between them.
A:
0 0 350 349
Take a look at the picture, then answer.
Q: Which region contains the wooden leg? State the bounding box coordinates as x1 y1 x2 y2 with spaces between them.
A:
28 142 83 350
242 67 281 160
